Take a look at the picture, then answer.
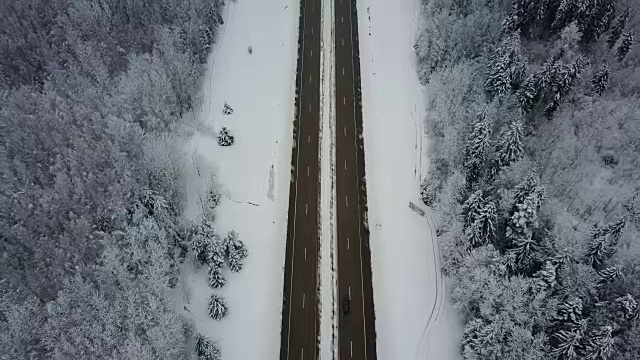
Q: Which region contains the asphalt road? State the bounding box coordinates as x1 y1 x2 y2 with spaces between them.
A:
279 0 322 359
335 1 377 359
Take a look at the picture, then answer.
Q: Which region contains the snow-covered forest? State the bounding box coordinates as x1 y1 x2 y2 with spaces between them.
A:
0 0 232 358
416 0 640 358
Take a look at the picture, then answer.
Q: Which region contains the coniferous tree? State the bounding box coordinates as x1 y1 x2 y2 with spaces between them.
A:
225 231 248 273
551 329 583 360
596 267 621 287
608 7 630 49
503 0 539 35
583 326 614 360
534 260 558 291
485 35 527 97
217 126 234 146
464 114 492 184
494 119 525 171
195 334 222 360
586 218 626 267
208 266 226 289
577 0 616 45
462 189 485 227
589 65 609 96
555 298 584 328
544 57 587 117
613 294 639 321
617 32 634 61
208 293 228 320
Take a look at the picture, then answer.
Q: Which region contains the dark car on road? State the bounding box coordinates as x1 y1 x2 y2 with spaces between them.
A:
342 295 350 314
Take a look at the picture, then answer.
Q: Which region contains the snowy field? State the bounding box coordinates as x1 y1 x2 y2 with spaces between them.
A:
174 0 299 359
355 0 462 358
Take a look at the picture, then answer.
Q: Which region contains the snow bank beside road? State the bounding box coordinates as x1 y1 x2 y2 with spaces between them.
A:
355 0 462 358
175 0 299 359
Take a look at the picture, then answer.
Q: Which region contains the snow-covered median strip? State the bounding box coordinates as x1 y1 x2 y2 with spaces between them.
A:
175 0 299 359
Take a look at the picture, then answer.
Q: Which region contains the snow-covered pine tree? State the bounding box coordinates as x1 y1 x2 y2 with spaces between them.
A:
484 35 527 97
543 57 587 118
207 237 226 269
596 266 621 287
534 260 558 291
195 334 222 360
494 119 525 171
516 75 539 112
582 326 614 360
555 298 584 328
551 329 583 360
551 0 580 34
225 230 248 273
208 265 226 288
208 293 228 320
608 7 630 49
586 217 626 267
191 220 218 265
617 32 633 61
503 0 539 34
477 201 497 244
419 177 438 206
509 235 537 268
217 126 234 146
462 189 485 227
577 0 615 45
613 294 640 321
461 318 499 356
589 65 609 96
463 114 492 184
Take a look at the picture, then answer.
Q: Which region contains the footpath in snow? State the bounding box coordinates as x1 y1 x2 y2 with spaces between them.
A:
174 0 299 359
355 0 462 358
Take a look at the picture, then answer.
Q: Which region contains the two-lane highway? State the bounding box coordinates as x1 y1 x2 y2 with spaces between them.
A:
279 0 322 359
335 0 377 359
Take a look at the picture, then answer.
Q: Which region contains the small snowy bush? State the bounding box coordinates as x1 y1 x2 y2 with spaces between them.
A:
208 293 228 320
217 127 234 146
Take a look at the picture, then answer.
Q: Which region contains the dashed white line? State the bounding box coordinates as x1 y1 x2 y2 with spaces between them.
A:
304 247 307 260
350 341 353 357
305 203 308 215
344 127 346 136
310 49 313 58
312 27 314 35
342 38 344 46
307 166 310 176
343 96 346 105
302 293 306 308
342 67 345 76
309 74 312 84
301 348 304 360
347 236 350 250
348 285 351 300
308 103 311 113
344 160 347 170
341 16 344 24
308 134 311 143
345 195 349 208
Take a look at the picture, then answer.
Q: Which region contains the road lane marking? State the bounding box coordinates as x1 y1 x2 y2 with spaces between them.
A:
345 195 349 207
347 236 350 250
309 74 312 84
341 16 344 24
308 134 311 143
305 247 307 260
302 293 305 308
350 341 353 357
344 160 347 170
342 38 344 46
307 166 310 176
344 127 346 136
301 348 304 360
308 103 311 112
348 286 351 300
343 96 346 105
305 203 308 215
312 3 315 12
342 67 345 76
312 27 314 35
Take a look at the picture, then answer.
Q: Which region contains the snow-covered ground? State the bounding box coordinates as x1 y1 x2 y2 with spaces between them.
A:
174 0 299 359
355 0 462 358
